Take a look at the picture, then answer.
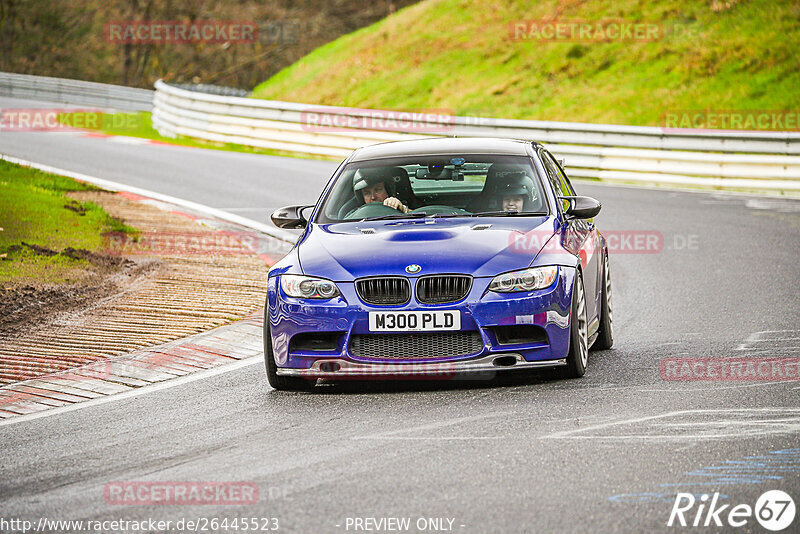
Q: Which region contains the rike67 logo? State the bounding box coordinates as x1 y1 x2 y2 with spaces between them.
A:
668 490 795 531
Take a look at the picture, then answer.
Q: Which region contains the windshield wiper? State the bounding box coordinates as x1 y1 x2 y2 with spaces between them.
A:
471 211 547 217
363 212 428 221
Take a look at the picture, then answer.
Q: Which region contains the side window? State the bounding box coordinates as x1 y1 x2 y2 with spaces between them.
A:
541 151 571 212
551 154 577 195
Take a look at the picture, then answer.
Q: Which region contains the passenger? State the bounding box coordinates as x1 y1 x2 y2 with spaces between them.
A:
496 172 535 212
353 169 409 213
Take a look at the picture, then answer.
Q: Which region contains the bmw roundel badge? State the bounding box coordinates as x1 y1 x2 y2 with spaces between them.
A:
405 264 422 274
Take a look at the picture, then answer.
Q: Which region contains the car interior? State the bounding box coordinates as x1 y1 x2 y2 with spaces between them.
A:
320 159 546 222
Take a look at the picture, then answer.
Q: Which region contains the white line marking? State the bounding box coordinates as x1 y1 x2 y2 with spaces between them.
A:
213 207 272 212
735 331 763 351
745 337 800 343
0 357 260 428
0 154 296 243
355 436 505 440
107 136 150 145
736 346 800 351
541 408 800 440
736 330 800 350
543 432 795 441
640 380 791 392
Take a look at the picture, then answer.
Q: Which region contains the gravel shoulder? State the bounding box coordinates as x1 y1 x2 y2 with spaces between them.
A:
0 189 283 385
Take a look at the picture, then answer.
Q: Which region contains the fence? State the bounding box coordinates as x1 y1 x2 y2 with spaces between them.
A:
0 72 153 111
152 81 800 193
2 72 798 193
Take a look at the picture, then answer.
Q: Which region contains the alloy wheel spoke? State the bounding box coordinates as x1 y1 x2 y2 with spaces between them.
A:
576 282 588 366
606 259 613 329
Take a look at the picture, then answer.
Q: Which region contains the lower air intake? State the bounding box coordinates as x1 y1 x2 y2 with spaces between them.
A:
349 331 483 360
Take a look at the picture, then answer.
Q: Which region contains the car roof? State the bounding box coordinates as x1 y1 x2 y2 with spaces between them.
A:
349 137 538 162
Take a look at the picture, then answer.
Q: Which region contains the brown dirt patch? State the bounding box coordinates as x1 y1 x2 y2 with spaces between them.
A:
0 190 281 385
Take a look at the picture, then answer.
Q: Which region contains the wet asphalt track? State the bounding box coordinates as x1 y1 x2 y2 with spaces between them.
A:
1 95 799 533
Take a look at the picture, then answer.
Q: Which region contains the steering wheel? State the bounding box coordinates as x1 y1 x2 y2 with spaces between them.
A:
344 202 401 219
410 205 469 216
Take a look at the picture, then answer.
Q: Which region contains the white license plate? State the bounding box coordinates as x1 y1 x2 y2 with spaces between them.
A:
368 310 461 332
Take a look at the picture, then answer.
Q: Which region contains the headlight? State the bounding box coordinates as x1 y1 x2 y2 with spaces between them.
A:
280 274 340 299
488 266 558 293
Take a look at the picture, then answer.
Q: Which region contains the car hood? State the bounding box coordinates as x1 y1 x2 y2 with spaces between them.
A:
297 216 556 280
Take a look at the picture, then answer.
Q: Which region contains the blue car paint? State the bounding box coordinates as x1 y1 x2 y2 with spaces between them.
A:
266 145 607 374
296 216 555 280
268 265 575 369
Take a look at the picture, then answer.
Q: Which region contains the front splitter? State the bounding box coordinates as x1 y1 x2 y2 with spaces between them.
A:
276 353 566 379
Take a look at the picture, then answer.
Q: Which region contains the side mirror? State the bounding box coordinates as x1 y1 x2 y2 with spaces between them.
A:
560 196 601 219
271 205 312 229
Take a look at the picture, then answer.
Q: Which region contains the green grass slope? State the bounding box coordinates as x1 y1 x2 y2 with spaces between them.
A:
0 161 137 284
252 0 800 127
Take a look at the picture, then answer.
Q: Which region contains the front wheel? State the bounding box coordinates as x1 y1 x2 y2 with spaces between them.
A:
264 320 316 391
562 272 589 378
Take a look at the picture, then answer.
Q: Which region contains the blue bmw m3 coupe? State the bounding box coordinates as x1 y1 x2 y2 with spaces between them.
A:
265 137 613 390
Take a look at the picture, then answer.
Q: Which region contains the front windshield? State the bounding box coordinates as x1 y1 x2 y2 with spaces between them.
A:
315 155 547 223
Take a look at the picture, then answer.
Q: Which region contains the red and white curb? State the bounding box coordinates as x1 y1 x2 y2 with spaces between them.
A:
0 312 265 425
0 155 292 424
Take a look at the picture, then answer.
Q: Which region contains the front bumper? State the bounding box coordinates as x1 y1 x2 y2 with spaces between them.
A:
267 267 576 376
276 353 567 379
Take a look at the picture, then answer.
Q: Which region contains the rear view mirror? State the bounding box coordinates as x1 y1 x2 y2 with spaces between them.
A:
415 167 458 180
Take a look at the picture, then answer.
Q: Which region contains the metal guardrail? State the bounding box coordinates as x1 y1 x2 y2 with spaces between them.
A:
0 72 153 111
2 73 797 193
153 80 800 193
169 83 250 98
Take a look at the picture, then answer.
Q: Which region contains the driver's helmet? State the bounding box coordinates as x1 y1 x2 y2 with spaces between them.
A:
353 168 395 200
496 171 534 200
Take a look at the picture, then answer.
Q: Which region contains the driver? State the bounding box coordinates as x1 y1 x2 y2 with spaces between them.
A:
496 172 535 212
353 169 409 213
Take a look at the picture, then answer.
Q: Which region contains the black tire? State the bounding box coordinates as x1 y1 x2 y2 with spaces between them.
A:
592 252 614 350
264 319 316 391
562 272 589 378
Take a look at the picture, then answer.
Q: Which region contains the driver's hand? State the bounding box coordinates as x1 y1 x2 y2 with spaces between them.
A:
384 197 409 213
